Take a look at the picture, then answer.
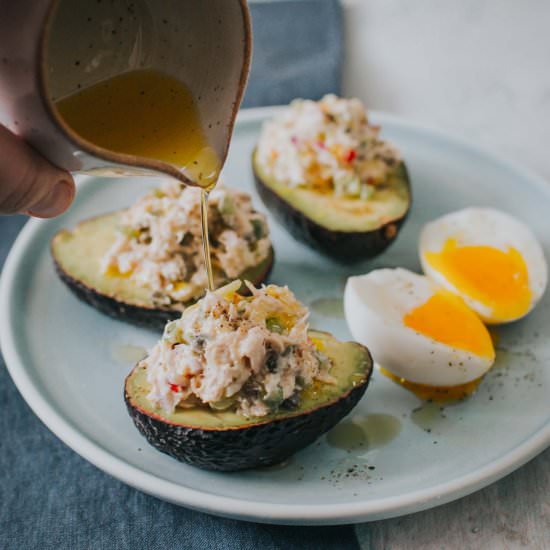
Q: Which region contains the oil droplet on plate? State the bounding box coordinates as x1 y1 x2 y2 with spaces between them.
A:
353 414 402 450
489 328 500 347
326 413 401 451
112 344 147 365
494 346 535 368
326 421 367 450
309 297 344 319
411 401 449 432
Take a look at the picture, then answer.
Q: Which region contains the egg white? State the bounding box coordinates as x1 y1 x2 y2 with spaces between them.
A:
344 268 494 387
419 208 547 323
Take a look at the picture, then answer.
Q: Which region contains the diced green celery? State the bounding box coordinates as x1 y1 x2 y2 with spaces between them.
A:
266 317 284 334
217 193 235 218
250 218 265 240
209 396 237 411
264 388 284 407
119 225 140 239
163 320 182 344
360 183 374 200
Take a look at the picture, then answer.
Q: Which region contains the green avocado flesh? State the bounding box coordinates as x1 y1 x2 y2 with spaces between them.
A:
51 212 273 310
253 152 411 233
126 330 371 429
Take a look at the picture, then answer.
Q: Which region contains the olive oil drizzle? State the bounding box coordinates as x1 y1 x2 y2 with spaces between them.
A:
200 190 215 291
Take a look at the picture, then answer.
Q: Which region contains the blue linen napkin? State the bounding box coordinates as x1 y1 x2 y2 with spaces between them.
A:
0 1 358 548
243 0 343 107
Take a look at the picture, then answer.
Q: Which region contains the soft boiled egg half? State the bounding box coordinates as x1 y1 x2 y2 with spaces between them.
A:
344 207 546 400
345 268 496 399
420 208 547 324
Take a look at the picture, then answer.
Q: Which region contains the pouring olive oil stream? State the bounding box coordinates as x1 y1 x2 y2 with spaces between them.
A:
54 69 221 291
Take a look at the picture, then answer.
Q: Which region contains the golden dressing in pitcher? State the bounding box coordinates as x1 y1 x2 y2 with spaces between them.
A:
55 69 220 290
55 69 221 188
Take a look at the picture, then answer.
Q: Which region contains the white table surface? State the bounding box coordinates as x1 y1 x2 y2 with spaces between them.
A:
342 1 549 547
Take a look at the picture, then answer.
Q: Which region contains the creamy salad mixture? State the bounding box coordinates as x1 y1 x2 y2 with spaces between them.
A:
256 94 400 199
143 281 335 418
101 183 271 307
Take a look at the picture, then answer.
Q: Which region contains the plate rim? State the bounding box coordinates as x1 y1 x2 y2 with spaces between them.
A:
1 106 549 525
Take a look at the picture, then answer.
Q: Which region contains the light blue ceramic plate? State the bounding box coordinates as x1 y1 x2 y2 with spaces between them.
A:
1 108 549 525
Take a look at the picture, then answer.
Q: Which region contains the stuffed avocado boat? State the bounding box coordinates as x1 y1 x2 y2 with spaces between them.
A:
52 182 274 329
125 281 372 471
253 95 411 262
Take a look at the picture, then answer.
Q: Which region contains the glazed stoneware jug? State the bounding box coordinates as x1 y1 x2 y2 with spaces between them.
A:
0 0 251 183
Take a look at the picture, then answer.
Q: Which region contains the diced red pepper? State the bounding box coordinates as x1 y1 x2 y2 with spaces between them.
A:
170 384 180 392
345 149 357 163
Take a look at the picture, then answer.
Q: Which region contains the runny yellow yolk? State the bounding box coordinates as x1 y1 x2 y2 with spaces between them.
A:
392 291 495 401
403 292 495 360
424 239 532 321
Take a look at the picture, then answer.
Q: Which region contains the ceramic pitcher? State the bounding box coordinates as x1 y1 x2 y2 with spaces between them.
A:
0 0 251 183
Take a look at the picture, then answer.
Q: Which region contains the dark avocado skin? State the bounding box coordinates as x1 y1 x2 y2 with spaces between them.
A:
124 345 372 471
53 258 179 329
125 377 369 472
53 248 274 331
253 160 411 263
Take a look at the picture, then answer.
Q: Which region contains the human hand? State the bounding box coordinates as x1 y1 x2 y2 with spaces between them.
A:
0 124 75 218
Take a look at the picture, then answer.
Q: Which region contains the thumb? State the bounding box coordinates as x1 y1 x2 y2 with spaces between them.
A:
0 124 75 218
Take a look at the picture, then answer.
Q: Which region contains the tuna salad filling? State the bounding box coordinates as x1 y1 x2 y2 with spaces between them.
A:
256 94 401 199
143 281 335 418
101 182 271 307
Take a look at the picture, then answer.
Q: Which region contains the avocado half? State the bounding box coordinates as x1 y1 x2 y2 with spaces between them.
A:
124 330 372 471
252 150 411 262
51 212 274 330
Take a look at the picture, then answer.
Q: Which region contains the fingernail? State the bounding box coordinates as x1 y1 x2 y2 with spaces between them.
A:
27 180 74 218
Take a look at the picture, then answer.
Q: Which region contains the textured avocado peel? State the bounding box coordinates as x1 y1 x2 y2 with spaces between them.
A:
51 212 274 330
124 331 373 471
253 151 411 262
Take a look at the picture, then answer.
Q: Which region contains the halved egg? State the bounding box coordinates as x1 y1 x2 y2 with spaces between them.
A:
344 268 495 398
419 208 547 324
